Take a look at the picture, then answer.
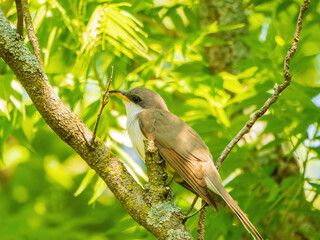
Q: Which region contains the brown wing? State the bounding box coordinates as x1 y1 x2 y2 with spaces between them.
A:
139 108 223 210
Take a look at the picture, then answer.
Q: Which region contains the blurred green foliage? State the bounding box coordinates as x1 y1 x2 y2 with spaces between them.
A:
1 0 320 239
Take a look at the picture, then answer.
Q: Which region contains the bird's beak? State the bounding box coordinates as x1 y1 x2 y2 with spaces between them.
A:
109 90 130 102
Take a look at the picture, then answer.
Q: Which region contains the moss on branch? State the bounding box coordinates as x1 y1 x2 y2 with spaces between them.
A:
0 9 192 240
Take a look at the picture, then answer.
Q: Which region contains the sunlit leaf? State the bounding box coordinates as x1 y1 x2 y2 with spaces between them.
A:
88 177 107 205
74 169 96 197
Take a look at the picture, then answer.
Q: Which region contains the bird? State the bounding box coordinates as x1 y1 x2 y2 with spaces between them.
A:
110 87 263 240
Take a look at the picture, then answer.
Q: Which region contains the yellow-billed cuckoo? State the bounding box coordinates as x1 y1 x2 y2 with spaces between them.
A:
110 87 263 240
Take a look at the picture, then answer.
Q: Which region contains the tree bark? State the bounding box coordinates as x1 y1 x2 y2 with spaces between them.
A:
0 9 191 240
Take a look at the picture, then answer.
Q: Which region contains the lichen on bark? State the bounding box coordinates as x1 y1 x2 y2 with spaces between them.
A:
0 10 39 73
0 8 193 240
147 200 181 227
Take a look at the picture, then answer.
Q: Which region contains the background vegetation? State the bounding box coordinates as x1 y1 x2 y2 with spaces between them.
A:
0 0 320 239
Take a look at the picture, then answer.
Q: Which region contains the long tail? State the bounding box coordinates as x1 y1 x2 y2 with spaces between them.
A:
205 176 263 240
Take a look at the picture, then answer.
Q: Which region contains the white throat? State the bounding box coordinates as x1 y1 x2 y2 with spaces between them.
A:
124 101 146 160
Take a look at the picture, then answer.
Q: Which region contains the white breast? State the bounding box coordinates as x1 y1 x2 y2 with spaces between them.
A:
124 101 146 160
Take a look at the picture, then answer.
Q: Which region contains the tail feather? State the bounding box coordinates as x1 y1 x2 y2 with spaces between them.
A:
205 176 263 240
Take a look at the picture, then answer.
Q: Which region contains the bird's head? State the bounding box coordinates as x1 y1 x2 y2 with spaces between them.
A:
109 87 169 112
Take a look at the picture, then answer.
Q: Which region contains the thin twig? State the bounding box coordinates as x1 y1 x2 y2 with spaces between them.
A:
215 0 311 171
91 66 114 145
197 200 207 240
15 0 24 37
21 0 43 70
184 202 208 221
166 173 177 187
185 195 199 216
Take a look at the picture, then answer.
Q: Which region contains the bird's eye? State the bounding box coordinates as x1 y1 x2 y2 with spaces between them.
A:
132 95 142 103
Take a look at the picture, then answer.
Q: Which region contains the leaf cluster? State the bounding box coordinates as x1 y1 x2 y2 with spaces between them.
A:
0 0 320 239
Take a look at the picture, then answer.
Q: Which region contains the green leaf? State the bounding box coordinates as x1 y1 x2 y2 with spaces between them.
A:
88 177 107 205
220 72 243 94
308 182 320 194
74 169 96 197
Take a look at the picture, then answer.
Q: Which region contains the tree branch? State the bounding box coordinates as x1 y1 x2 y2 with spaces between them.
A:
21 0 43 69
197 202 207 240
15 0 24 37
144 140 170 202
143 140 191 239
215 0 311 171
0 9 191 240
